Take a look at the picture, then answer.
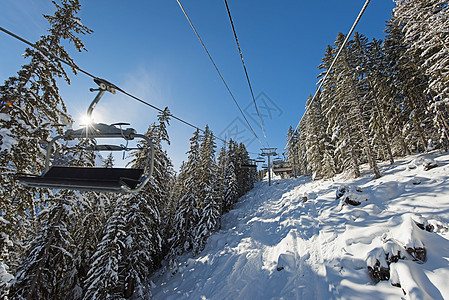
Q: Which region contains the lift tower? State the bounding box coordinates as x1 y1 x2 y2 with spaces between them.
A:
260 147 277 186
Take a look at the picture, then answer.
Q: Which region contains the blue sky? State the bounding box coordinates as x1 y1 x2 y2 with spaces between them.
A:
0 0 395 170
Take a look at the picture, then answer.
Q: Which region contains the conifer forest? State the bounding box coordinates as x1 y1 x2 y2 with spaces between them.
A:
0 0 448 299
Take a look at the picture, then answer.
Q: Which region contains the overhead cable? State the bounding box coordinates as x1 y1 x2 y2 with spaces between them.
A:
0 25 227 143
285 0 371 150
175 0 263 146
223 0 270 147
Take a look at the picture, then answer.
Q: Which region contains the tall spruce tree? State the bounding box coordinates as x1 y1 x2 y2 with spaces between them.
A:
193 126 220 254
169 129 201 267
348 32 381 178
364 38 395 164
85 108 174 298
102 153 115 168
321 33 362 178
318 44 343 176
304 94 325 179
0 0 92 287
394 0 449 148
9 192 82 299
83 199 128 300
216 145 228 218
383 18 433 153
120 108 173 298
223 140 239 211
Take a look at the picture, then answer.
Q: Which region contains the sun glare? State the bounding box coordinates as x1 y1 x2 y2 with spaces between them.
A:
80 114 94 126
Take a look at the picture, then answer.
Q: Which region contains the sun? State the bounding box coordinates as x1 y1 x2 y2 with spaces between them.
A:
80 114 94 126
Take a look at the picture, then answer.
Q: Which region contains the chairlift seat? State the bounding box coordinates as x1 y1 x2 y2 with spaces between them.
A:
84 144 128 151
273 166 293 174
240 164 257 168
18 166 145 192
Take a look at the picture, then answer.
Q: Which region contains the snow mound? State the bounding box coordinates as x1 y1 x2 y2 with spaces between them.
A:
409 156 439 171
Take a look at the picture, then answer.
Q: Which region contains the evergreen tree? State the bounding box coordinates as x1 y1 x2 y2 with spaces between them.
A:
223 140 239 211
169 129 201 266
237 143 254 195
296 122 310 176
193 126 220 254
9 192 81 299
348 32 381 178
197 126 216 207
85 107 174 298
394 0 449 148
119 108 173 298
0 0 92 284
383 19 433 153
364 38 395 164
286 126 301 177
83 199 127 299
102 152 114 168
73 192 109 299
216 145 228 217
320 33 362 178
318 44 343 176
304 94 324 179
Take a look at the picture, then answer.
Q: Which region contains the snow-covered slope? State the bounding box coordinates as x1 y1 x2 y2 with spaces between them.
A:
151 152 449 299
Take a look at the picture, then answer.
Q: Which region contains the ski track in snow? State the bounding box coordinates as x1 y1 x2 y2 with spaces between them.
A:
151 152 449 300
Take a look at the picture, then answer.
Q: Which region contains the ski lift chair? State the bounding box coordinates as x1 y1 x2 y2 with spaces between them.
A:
240 159 257 169
273 159 284 167
18 78 155 193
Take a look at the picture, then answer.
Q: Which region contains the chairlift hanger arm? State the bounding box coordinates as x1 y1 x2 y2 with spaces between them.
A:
87 78 117 118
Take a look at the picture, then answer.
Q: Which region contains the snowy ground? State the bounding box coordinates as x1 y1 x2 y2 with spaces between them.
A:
151 151 449 299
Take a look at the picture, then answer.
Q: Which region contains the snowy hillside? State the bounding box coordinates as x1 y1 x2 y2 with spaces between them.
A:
151 151 449 299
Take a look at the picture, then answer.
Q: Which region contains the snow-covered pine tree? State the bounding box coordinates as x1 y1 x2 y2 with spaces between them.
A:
347 32 381 178
169 129 201 266
0 0 92 284
72 191 110 298
322 32 364 178
363 38 395 164
166 162 186 241
102 152 114 168
83 199 127 300
193 125 220 254
394 0 449 148
223 140 239 212
286 126 301 177
197 126 216 207
114 107 173 298
216 144 228 217
304 94 324 180
224 168 238 212
234 143 244 196
237 143 254 195
382 18 433 153
9 191 82 299
318 44 343 176
296 121 310 176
